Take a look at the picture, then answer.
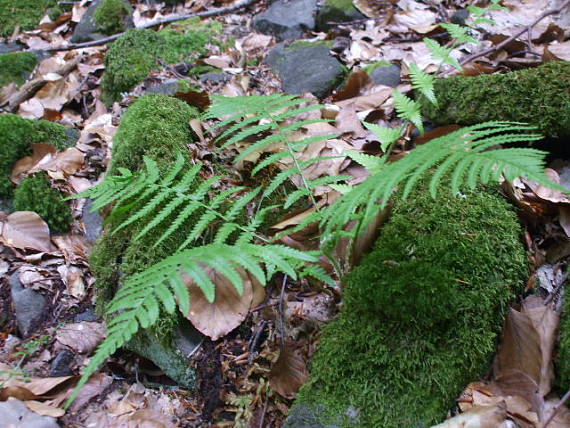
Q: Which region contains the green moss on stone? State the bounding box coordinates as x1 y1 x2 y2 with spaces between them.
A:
13 173 72 233
362 60 392 74
316 0 366 31
0 114 73 198
0 52 38 88
0 0 57 37
293 184 528 427
420 61 570 139
93 0 131 36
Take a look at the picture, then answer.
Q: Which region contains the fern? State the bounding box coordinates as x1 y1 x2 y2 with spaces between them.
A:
423 38 463 71
392 90 424 134
408 63 437 107
321 122 560 248
439 23 478 45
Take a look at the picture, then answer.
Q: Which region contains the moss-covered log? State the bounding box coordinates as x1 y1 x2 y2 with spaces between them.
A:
287 185 528 427
420 61 570 139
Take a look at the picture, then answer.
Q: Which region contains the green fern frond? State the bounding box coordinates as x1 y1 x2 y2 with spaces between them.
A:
439 23 478 44
363 122 403 153
423 38 463 71
392 90 424 134
346 151 383 173
408 63 437 107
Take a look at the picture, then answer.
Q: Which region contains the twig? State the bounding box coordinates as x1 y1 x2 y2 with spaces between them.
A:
258 399 269 428
543 389 570 427
460 0 570 66
0 55 83 111
277 275 288 348
44 0 262 52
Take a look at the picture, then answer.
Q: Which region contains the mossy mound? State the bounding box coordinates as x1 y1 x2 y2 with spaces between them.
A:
14 173 72 233
0 52 37 88
0 114 75 198
93 0 132 36
0 0 57 37
556 296 570 392
90 95 200 385
102 22 222 103
420 61 570 139
290 185 528 427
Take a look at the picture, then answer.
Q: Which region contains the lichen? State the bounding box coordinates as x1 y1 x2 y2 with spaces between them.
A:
0 52 38 88
93 0 131 36
293 183 528 427
419 60 570 139
0 0 57 37
13 173 72 234
0 114 73 198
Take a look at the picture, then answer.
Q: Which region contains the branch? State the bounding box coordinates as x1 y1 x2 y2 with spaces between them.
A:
45 0 261 52
460 0 570 66
543 389 570 428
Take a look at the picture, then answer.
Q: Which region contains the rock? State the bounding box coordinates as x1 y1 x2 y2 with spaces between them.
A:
369 64 401 87
145 80 182 96
10 272 47 338
50 349 75 377
0 398 60 428
265 41 346 98
82 200 104 244
253 0 318 41
284 404 339 428
127 320 204 388
199 72 231 84
71 0 134 43
0 41 26 54
74 307 99 323
316 0 367 31
451 9 470 26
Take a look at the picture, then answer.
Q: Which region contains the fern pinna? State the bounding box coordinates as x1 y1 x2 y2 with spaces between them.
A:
68 152 328 406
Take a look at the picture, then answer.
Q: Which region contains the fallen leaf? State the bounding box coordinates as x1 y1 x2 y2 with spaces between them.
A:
11 143 58 184
55 322 106 354
432 403 508 427
25 400 65 417
68 373 113 412
0 211 54 252
269 342 308 399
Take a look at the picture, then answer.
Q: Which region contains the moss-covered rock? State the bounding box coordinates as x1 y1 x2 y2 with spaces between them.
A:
420 61 570 139
0 114 76 198
0 0 57 37
94 0 132 35
316 0 366 31
90 95 201 386
288 184 528 427
13 173 72 233
102 22 222 103
0 52 38 88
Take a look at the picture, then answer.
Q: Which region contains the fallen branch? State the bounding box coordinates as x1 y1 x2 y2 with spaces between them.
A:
45 0 261 52
0 55 83 112
460 0 570 66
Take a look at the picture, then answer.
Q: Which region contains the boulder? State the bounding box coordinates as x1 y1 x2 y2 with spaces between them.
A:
253 0 318 41
316 0 367 31
71 0 134 43
10 272 47 338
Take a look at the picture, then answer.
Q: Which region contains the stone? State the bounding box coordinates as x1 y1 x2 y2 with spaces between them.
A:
10 272 47 338
82 200 104 244
145 80 182 96
0 41 26 54
284 404 340 428
253 0 318 41
265 41 346 98
199 72 231 84
316 0 367 31
71 0 134 43
0 398 60 428
369 64 401 87
50 349 75 377
127 320 204 388
450 8 470 26
74 307 99 323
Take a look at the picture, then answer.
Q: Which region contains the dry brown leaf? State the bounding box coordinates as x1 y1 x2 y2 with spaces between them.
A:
0 386 40 401
55 322 106 354
526 168 570 204
11 143 57 184
269 342 308 399
432 403 508 428
0 211 54 252
25 400 65 417
67 373 113 412
185 267 262 340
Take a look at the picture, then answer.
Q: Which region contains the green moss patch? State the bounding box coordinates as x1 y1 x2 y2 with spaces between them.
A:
557 297 570 392
0 0 57 37
14 173 72 233
0 114 74 198
293 184 527 427
0 52 37 88
93 0 132 36
420 61 570 139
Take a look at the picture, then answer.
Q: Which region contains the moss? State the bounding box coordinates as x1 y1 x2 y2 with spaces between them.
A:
0 52 38 88
294 184 528 427
93 0 131 36
0 0 57 37
316 0 366 30
557 297 570 392
13 173 72 233
362 60 392 74
420 60 570 139
102 22 223 103
0 114 73 198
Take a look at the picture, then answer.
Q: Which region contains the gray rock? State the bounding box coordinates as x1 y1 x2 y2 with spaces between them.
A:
253 0 318 41
10 272 47 338
82 200 104 244
71 0 134 43
127 319 204 388
316 0 367 31
63 127 81 148
0 198 14 213
265 41 346 98
74 307 100 322
0 41 26 54
451 9 470 26
0 398 60 428
145 80 182 96
200 72 231 84
370 64 401 87
50 349 75 377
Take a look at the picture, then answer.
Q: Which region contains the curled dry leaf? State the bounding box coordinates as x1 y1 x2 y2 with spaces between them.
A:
11 143 57 184
55 322 106 354
0 211 54 252
184 267 264 340
269 342 308 399
25 400 65 417
432 403 509 428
